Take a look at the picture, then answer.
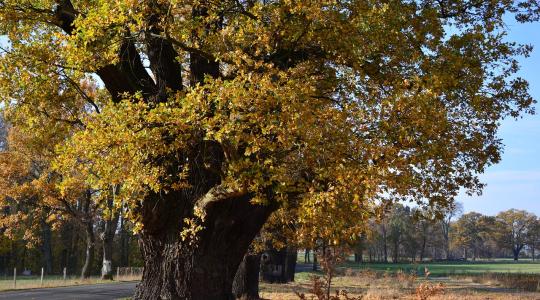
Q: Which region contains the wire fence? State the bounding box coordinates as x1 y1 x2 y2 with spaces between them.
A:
116 267 143 281
0 266 143 291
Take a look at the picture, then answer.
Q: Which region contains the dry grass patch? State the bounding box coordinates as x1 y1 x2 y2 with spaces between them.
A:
260 271 540 300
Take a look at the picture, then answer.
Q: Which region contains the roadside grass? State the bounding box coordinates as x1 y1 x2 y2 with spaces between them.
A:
0 274 141 291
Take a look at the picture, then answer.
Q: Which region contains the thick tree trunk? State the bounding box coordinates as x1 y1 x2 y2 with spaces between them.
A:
284 247 297 282
81 221 95 279
232 254 261 300
261 247 296 283
134 192 274 300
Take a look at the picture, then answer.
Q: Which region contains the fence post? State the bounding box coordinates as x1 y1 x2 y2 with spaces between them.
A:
41 267 44 287
116 267 120 281
63 267 67 282
13 267 16 289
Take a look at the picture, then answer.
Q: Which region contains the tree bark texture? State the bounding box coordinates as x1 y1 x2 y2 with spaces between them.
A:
134 192 274 300
232 254 261 300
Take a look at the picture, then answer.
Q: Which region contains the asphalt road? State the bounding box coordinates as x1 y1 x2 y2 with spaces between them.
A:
0 282 137 300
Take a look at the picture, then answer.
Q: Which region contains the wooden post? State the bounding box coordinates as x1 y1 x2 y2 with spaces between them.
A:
40 267 44 287
13 268 16 289
116 267 120 281
63 267 67 282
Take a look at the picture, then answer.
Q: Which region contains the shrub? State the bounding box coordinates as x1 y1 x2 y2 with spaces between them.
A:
414 282 445 300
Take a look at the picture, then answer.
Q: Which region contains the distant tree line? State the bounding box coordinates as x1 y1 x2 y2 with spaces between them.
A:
353 203 540 263
0 115 143 278
0 212 142 277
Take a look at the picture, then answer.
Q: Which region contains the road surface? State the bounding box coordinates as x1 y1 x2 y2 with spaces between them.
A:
0 282 137 300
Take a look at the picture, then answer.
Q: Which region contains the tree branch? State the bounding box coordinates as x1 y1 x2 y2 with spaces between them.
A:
52 1 157 102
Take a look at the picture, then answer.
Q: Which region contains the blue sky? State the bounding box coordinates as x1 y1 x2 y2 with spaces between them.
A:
457 19 540 216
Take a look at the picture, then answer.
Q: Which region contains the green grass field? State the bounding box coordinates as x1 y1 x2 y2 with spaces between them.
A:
298 251 540 276
342 260 540 276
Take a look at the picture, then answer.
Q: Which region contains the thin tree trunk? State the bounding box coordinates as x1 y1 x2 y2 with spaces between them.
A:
68 223 79 274
393 242 399 263
382 226 388 263
101 213 120 279
40 219 53 274
81 221 95 279
102 193 120 280
420 235 427 262
232 254 261 300
120 214 130 267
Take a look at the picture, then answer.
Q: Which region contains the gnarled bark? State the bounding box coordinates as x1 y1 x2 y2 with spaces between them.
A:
232 254 261 300
134 191 274 300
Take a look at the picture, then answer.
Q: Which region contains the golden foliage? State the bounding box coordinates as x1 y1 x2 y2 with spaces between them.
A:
0 0 538 240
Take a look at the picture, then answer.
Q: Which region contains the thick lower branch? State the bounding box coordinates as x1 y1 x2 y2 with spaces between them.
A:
53 1 156 102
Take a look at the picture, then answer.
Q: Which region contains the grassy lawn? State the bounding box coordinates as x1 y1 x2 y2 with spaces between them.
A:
298 251 540 276
341 260 540 276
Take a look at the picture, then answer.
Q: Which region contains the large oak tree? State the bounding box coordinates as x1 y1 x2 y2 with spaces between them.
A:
0 0 538 299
